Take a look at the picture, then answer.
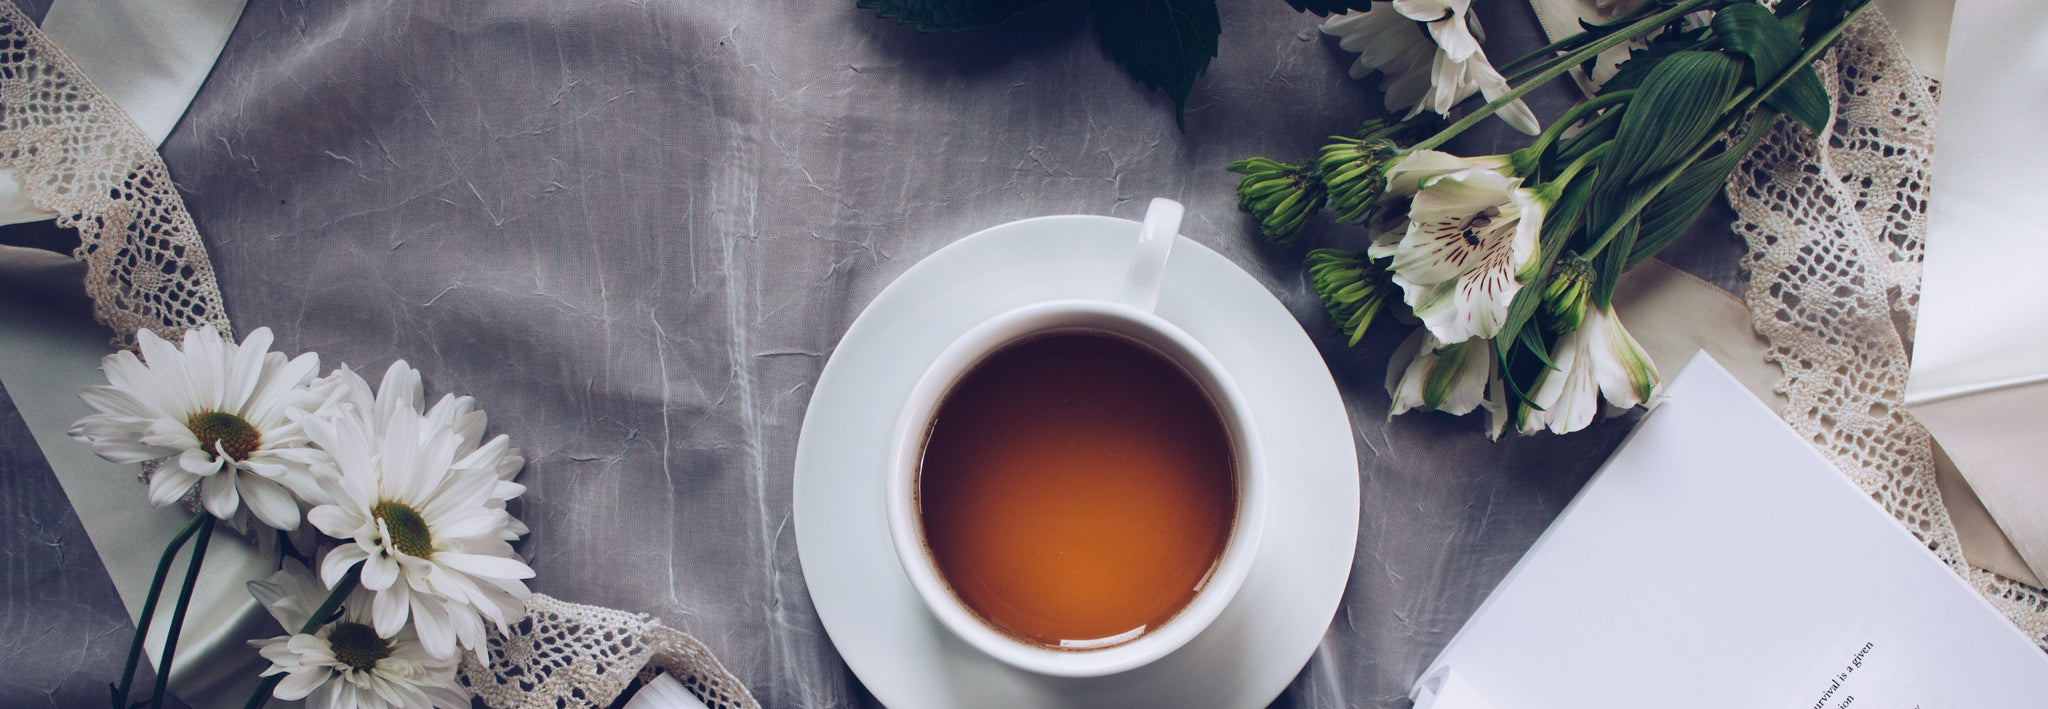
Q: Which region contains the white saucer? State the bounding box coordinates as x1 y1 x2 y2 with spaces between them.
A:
793 215 1360 708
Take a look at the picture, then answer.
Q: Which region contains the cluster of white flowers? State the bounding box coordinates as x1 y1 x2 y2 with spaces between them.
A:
1321 0 1540 135
69 327 531 709
1370 150 1658 437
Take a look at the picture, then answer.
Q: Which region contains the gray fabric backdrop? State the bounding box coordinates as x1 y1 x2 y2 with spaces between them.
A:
1 0 1747 706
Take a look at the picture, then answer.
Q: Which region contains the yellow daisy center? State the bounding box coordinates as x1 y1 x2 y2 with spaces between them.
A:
186 411 260 461
325 621 392 673
372 500 435 558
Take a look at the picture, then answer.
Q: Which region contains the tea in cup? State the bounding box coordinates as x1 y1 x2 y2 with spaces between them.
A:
885 199 1266 677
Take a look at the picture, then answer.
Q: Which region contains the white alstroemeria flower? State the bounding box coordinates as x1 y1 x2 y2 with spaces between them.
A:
1321 1 1540 135
1369 151 1543 344
68 327 325 530
303 399 533 663
249 559 470 709
1519 304 1659 435
313 361 528 539
1385 327 1508 437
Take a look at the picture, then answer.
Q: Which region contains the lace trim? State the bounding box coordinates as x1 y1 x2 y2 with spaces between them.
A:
460 594 762 709
0 1 231 345
1725 9 2048 644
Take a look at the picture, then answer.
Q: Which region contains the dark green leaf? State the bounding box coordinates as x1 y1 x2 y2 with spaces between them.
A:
857 0 1053 32
1711 4 1828 135
1555 108 1623 166
1801 0 1853 45
1713 4 1799 85
1601 51 1744 187
1765 64 1829 136
1591 216 1638 307
1517 323 1556 371
1282 0 1375 17
1629 141 1745 267
1090 0 1221 130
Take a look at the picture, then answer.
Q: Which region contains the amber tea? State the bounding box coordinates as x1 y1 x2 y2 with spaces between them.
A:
915 330 1237 649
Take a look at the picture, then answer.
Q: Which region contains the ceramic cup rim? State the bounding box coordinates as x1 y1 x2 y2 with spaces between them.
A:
884 298 1267 678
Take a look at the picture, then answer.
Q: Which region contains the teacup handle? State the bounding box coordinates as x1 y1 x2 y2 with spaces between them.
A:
1118 197 1183 312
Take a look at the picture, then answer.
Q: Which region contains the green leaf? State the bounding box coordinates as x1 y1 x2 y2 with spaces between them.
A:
1601 51 1744 187
1800 0 1854 45
1090 0 1221 130
1712 4 1829 135
1517 323 1555 371
1282 0 1375 17
1713 4 1799 84
1629 143 1744 268
1591 215 1638 307
1764 64 1829 136
857 0 1053 32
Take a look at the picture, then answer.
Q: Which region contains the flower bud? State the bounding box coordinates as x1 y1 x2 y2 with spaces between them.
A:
1317 136 1402 224
1542 255 1594 333
1228 157 1327 246
1306 248 1393 345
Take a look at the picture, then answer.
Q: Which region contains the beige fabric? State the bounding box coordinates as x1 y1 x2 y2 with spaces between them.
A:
1916 384 2048 585
1932 440 2042 586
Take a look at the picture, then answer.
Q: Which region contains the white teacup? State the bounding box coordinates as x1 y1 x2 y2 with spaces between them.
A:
884 199 1267 678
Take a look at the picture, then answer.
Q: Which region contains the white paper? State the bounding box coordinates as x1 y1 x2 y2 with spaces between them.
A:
1906 0 2048 404
1414 354 2048 708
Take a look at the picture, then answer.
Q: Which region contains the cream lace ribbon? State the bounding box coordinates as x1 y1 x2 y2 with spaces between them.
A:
0 5 762 707
0 2 230 346
1724 10 2048 643
462 594 762 709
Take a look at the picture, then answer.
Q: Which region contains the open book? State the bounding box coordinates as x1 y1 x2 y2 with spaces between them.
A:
1412 354 2048 709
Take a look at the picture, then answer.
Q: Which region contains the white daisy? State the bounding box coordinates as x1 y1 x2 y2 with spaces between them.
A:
313 361 528 539
1370 151 1544 344
68 326 325 530
1385 327 1508 438
248 559 470 709
1519 304 1659 435
303 397 533 663
1321 1 1540 135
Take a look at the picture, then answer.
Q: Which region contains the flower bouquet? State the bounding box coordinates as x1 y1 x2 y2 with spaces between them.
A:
1236 0 1868 437
69 326 533 709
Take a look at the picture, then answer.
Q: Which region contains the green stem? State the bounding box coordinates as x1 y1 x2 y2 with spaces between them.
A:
1411 0 1716 153
1497 0 1688 78
110 513 205 709
148 514 216 709
1516 90 1633 174
242 563 363 709
1547 144 1610 198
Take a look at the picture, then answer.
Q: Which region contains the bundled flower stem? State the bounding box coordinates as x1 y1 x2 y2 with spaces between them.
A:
109 513 204 709
149 514 218 709
1244 0 1877 436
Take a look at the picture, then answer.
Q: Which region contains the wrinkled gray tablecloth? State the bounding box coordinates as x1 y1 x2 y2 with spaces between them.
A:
1 0 1748 706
